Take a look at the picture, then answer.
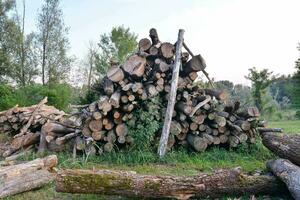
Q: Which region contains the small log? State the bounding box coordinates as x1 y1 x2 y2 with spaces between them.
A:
204 89 226 101
115 124 128 136
139 38 152 52
104 142 114 152
92 131 105 141
0 155 57 198
92 112 102 120
88 120 103 132
149 46 159 56
257 128 282 133
123 55 146 77
42 122 75 133
98 96 112 114
234 120 251 131
103 78 114 95
161 42 174 59
267 159 300 199
170 121 182 136
109 91 121 108
187 134 207 152
56 132 77 146
262 132 300 166
56 167 287 199
189 95 211 117
149 28 160 45
107 66 124 82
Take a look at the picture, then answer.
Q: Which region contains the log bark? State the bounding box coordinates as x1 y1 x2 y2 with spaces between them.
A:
267 159 300 199
262 132 300 166
149 28 160 45
56 168 287 199
0 155 57 198
158 29 185 157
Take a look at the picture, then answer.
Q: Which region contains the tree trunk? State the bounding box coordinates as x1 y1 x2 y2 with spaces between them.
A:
0 155 57 198
262 132 300 166
56 168 287 200
267 159 300 199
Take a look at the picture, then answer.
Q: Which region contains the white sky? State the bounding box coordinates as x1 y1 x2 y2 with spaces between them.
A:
19 0 300 85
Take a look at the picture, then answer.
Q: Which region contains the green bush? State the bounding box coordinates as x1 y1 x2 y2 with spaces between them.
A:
0 83 75 111
0 84 17 110
126 97 162 150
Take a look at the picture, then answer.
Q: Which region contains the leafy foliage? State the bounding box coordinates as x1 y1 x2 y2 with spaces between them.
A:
36 0 72 85
94 26 138 76
245 67 277 114
126 97 162 150
0 83 75 111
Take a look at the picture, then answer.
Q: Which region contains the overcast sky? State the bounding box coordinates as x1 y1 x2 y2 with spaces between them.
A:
19 0 300 85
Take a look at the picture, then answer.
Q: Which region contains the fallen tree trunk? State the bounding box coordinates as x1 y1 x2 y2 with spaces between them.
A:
0 155 57 198
267 159 300 200
56 168 287 199
262 132 300 166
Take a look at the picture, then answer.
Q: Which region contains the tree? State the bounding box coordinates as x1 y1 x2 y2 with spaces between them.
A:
0 0 17 83
94 26 138 76
291 44 300 108
36 0 72 85
0 0 38 85
245 67 276 113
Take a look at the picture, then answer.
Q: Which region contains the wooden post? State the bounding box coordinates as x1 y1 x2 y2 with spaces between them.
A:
158 29 184 157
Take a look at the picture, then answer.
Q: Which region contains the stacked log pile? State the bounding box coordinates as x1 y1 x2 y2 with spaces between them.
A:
0 98 68 157
0 29 262 156
76 28 261 154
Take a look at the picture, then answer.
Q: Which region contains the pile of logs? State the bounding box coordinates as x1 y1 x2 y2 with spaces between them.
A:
0 28 263 157
75 28 261 153
0 98 68 157
0 155 57 198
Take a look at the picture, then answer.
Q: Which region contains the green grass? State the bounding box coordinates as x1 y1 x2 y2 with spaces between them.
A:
5 120 300 200
269 120 300 134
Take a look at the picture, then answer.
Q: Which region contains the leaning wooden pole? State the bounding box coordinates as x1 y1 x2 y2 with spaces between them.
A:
158 29 184 157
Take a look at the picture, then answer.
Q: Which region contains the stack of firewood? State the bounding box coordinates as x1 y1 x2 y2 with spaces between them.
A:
75 28 261 153
0 28 262 157
0 98 68 157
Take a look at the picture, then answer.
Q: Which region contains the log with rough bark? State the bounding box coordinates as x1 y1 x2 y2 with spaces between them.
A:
267 159 300 199
262 132 300 166
56 168 287 199
0 155 57 198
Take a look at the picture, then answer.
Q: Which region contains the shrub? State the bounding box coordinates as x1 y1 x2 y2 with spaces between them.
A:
126 97 162 150
0 83 75 111
0 84 17 110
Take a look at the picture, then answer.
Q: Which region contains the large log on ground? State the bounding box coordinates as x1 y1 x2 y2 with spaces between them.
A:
267 159 300 199
56 168 287 199
0 155 57 198
262 132 300 166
